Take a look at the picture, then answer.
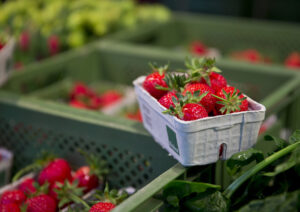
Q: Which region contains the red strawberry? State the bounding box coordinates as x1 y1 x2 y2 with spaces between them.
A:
183 83 216 113
38 159 72 186
190 41 207 55
25 194 56 212
0 203 20 212
19 31 30 51
70 83 95 100
126 110 143 122
158 91 178 109
200 72 227 92
89 96 103 110
181 103 208 121
0 190 26 206
100 91 122 107
89 202 115 212
143 63 169 99
18 178 37 195
214 86 248 115
0 42 5 50
285 52 300 69
69 99 88 109
73 166 99 193
47 35 60 56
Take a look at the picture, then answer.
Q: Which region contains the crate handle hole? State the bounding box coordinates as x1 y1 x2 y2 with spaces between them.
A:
219 143 227 160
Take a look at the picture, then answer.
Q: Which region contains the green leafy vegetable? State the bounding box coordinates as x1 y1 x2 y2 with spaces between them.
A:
238 190 300 212
226 148 264 178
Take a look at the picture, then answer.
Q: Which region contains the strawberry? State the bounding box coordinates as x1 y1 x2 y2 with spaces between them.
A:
38 159 72 186
143 63 169 99
125 110 143 122
89 202 115 212
89 96 103 110
0 42 5 50
163 90 209 121
100 91 122 107
183 83 216 113
73 166 99 193
184 57 226 92
200 72 227 92
0 190 26 206
158 91 178 109
213 86 248 115
18 178 37 195
181 103 208 121
70 83 95 100
19 31 30 51
89 184 127 212
0 203 20 212
69 99 88 109
25 194 56 212
285 52 300 69
190 41 207 55
73 150 108 193
47 35 60 56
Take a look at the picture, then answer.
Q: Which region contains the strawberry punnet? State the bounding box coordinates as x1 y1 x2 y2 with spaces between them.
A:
185 57 227 92
38 159 72 186
0 190 26 206
25 194 56 212
0 203 21 212
142 63 169 99
213 86 248 115
183 83 216 113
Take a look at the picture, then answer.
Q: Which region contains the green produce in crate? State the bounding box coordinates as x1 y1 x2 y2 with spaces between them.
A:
162 130 300 211
0 0 171 68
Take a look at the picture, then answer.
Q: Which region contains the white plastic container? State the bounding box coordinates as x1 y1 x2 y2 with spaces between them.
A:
0 39 15 86
133 76 266 166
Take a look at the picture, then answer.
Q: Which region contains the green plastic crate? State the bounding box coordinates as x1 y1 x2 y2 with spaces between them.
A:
0 41 300 211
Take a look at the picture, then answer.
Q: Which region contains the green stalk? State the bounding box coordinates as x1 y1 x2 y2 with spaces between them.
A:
12 164 40 182
69 193 90 209
223 141 300 199
211 94 232 104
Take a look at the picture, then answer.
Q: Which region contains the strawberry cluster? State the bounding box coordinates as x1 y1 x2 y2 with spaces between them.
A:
142 57 249 121
69 82 122 110
190 41 300 70
1 151 108 212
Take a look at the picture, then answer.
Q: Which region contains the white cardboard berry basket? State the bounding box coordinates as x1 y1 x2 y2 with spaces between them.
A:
133 76 266 166
0 39 15 87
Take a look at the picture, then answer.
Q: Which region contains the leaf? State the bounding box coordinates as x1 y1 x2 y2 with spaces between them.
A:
163 180 220 207
264 135 288 149
238 190 300 212
183 191 229 212
264 146 300 177
289 130 300 144
226 148 264 178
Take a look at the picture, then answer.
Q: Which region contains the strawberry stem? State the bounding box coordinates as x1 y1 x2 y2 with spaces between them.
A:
211 94 232 104
12 164 40 182
69 193 90 209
